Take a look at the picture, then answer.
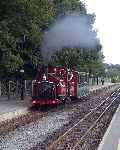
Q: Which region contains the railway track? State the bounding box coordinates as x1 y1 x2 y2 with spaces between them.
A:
48 87 120 150
0 85 119 150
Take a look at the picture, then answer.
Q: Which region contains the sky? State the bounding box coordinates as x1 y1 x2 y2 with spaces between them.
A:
82 0 120 64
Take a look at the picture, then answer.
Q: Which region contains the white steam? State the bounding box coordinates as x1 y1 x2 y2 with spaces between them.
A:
41 14 100 63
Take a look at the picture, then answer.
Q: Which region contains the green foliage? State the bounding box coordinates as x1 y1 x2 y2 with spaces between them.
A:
0 0 104 79
53 0 85 15
51 48 81 69
105 63 120 82
51 47 104 74
0 0 86 78
0 0 56 77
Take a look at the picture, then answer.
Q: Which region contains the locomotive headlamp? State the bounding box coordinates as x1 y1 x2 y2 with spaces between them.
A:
33 80 36 83
54 68 57 72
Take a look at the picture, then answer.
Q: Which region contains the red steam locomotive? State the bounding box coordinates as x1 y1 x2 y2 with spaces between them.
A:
32 66 89 106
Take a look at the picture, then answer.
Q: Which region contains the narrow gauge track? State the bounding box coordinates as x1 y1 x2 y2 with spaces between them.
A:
30 85 119 150
48 87 120 150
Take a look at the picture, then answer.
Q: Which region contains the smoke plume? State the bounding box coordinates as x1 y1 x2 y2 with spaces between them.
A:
41 14 100 63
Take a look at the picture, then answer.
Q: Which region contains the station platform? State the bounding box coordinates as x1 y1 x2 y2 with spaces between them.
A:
0 96 30 122
0 83 117 122
98 104 120 150
89 82 115 92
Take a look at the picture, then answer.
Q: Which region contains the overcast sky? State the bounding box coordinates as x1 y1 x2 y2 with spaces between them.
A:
82 0 120 64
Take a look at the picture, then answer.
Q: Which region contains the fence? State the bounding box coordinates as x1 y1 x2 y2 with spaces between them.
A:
0 80 32 100
0 77 112 100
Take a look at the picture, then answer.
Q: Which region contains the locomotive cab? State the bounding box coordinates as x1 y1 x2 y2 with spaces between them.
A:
32 74 61 106
37 81 55 99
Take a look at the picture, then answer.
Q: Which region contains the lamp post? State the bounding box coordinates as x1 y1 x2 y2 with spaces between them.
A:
96 73 99 85
105 69 108 83
20 69 24 100
91 74 94 85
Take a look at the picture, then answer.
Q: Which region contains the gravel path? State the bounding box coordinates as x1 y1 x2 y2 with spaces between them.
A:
76 100 119 150
0 111 71 150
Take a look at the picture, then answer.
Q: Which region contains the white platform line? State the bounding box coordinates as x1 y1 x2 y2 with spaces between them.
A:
98 105 120 150
117 139 120 150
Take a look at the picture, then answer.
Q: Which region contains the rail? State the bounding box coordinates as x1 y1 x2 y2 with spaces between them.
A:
48 87 120 150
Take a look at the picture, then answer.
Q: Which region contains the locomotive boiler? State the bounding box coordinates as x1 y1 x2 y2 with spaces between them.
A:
32 65 89 106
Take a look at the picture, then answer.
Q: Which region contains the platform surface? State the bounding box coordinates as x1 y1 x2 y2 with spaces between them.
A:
98 104 120 150
0 96 30 122
89 82 115 91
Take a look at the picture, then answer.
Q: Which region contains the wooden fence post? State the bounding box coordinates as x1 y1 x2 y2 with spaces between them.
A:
25 80 26 96
0 81 1 96
8 81 10 100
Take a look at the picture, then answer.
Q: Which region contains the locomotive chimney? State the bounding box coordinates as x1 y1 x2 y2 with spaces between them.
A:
44 65 48 80
43 74 47 80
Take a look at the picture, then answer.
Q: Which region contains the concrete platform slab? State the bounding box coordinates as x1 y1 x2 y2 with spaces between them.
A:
98 105 120 150
89 83 115 92
0 96 31 122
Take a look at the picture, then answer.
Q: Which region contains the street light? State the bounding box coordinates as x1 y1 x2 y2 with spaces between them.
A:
20 69 25 100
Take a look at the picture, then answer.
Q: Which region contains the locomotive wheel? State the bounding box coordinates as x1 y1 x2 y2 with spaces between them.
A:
70 96 77 101
30 105 41 111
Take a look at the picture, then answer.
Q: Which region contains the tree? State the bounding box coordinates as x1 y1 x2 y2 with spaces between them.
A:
0 0 104 79
104 63 120 82
0 0 87 78
53 0 87 16
0 0 56 78
51 48 81 69
51 47 104 74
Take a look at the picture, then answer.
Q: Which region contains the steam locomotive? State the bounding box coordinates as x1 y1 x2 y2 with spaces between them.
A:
32 66 89 106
